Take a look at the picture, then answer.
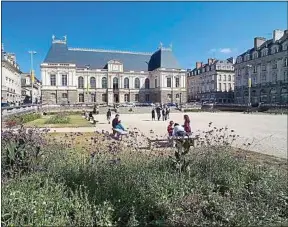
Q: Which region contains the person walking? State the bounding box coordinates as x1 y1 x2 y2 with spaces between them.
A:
183 114 192 135
162 108 166 121
156 106 161 121
166 107 170 119
106 109 112 124
151 109 155 121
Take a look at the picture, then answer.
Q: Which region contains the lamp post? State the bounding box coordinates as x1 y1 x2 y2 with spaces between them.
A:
85 65 90 103
246 64 252 106
28 51 37 104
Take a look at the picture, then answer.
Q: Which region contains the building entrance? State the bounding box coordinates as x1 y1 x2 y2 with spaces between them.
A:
114 94 119 103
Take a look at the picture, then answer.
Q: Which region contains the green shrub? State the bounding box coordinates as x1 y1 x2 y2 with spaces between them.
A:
6 113 41 126
45 113 70 124
2 126 288 226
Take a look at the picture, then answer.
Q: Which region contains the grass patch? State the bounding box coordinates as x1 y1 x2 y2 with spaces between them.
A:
25 115 94 128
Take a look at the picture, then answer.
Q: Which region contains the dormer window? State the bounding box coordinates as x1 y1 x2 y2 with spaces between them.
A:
283 42 288 51
272 46 279 54
252 52 258 59
261 48 268 57
245 54 250 61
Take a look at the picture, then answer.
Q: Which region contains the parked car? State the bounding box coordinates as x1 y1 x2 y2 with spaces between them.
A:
166 103 177 107
1 102 9 108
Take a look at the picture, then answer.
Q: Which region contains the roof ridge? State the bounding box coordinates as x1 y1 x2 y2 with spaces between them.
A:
68 47 152 55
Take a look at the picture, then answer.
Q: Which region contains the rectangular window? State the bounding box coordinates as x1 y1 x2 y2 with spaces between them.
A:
167 94 172 99
176 94 180 98
262 65 266 71
135 94 139 102
284 58 288 67
124 94 130 102
155 79 157 88
50 75 56 86
62 93 68 98
145 94 150 102
102 94 107 102
218 83 222 91
62 75 67 86
175 77 180 87
167 78 171 88
228 83 231 91
253 66 257 73
91 94 96 102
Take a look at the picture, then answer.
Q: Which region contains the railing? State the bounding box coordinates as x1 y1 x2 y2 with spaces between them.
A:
1 104 41 119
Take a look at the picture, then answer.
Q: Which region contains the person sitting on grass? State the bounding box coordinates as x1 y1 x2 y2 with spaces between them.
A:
172 123 186 137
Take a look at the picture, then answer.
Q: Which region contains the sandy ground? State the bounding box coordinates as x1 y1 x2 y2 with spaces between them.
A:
89 112 287 159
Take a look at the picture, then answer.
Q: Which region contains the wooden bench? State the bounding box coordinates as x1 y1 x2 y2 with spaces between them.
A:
148 135 197 149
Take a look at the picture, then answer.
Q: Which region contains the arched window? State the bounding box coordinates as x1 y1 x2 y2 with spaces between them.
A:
228 75 231 81
113 77 119 89
102 77 107 89
145 78 150 89
134 78 140 89
79 94 84 102
124 77 129 89
78 76 84 89
90 77 96 89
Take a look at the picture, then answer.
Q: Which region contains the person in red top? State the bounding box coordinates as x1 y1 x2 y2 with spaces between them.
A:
183 114 191 135
167 120 174 136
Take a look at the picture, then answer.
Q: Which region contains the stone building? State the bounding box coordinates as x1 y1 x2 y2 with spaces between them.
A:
187 58 235 103
1 44 22 104
41 36 187 105
234 29 288 104
21 73 42 104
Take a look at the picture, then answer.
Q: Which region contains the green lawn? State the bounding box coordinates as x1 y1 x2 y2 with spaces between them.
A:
24 115 94 128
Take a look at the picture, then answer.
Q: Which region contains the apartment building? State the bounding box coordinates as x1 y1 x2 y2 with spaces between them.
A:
234 29 288 104
187 58 235 103
21 73 42 104
1 44 22 104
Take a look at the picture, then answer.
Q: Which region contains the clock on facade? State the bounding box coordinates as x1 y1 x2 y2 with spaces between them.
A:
113 65 119 71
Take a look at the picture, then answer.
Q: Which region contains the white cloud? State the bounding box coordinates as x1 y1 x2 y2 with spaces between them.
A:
208 48 237 55
219 48 232 54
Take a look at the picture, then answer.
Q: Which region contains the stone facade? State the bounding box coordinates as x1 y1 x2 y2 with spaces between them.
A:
1 44 22 104
41 37 187 105
21 73 42 103
234 29 288 104
187 58 235 103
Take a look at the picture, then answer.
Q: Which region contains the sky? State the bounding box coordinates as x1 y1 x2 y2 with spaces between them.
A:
2 2 287 80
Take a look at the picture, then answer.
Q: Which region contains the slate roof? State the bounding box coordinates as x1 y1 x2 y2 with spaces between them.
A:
239 30 288 57
43 42 181 71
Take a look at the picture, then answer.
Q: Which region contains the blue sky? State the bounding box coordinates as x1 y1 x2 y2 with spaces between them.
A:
2 2 287 80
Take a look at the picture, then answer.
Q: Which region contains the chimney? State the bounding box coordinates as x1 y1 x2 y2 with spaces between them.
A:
254 37 266 49
273 29 284 42
208 58 213 65
196 62 202 69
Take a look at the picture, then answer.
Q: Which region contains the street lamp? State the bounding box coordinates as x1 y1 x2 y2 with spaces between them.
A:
28 50 37 104
246 64 252 106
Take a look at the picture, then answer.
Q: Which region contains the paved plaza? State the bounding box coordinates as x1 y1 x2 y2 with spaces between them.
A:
43 112 287 159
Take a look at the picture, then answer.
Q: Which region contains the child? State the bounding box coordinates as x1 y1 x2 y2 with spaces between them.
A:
167 120 174 136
